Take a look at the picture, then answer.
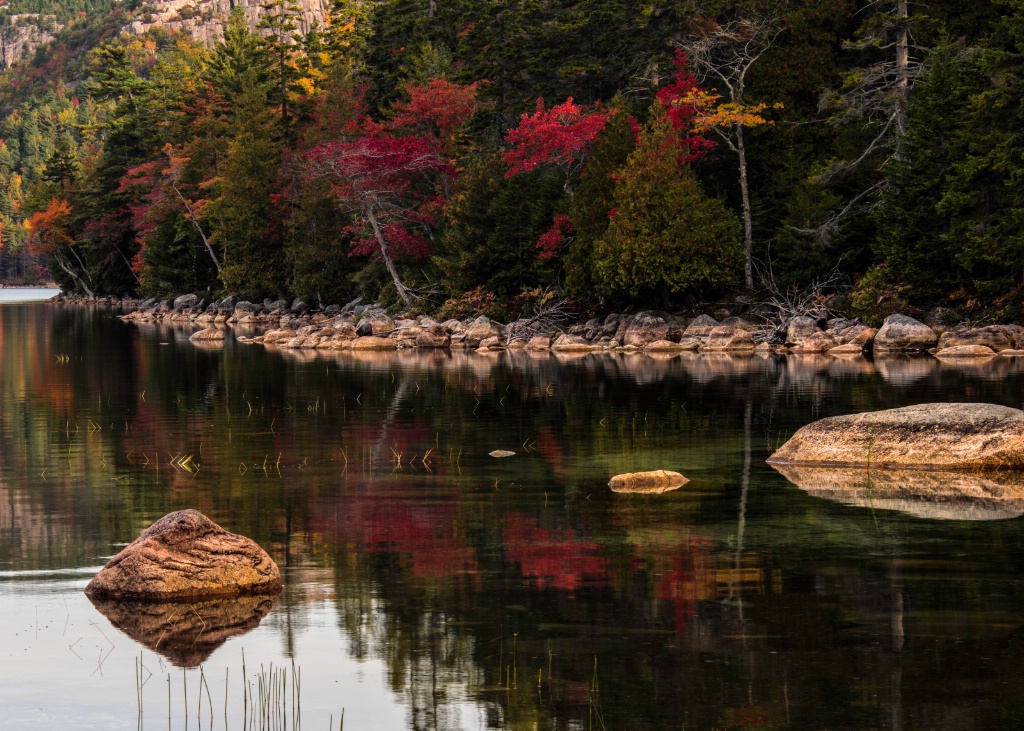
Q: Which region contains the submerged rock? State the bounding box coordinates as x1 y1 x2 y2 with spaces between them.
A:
772 463 1024 521
609 470 689 494
85 510 282 600
189 327 226 342
767 403 1024 470
934 345 997 359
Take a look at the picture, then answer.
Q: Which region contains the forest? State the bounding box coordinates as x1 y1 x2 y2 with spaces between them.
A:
0 0 1020 324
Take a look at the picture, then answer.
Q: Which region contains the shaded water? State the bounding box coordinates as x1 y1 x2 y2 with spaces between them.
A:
3 302 1024 729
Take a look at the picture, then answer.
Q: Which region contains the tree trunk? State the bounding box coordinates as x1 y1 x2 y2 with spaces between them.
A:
55 250 94 297
172 183 222 280
366 206 413 307
736 124 754 288
895 1 910 136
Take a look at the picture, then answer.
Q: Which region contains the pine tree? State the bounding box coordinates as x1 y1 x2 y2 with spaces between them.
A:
259 0 304 142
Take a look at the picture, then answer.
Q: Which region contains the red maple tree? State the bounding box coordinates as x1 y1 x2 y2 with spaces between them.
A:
385 78 480 151
654 50 717 163
502 97 611 193
304 134 453 306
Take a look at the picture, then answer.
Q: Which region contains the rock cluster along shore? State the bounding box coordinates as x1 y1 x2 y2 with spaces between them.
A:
55 293 1024 358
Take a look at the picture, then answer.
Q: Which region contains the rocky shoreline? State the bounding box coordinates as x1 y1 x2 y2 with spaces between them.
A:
53 292 1024 360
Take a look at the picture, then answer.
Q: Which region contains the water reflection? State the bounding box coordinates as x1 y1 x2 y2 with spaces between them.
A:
5 302 1024 728
772 464 1024 520
87 594 277 667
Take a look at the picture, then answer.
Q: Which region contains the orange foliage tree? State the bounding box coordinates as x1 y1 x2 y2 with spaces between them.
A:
26 199 94 296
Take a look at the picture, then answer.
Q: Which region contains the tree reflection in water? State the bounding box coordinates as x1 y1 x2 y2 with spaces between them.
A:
4 302 1024 728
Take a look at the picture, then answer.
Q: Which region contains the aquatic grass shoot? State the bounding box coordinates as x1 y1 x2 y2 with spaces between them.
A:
141 652 314 730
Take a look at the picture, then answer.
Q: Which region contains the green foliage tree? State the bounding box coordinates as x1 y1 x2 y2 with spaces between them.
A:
872 42 985 298
207 70 286 300
565 98 635 297
592 114 743 303
938 1 1024 308
436 150 562 298
206 10 274 103
258 0 304 141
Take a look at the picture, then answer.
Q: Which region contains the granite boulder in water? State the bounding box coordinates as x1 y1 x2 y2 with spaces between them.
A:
767 403 1024 470
85 510 282 600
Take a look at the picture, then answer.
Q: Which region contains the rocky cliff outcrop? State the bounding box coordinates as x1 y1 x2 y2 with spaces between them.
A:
122 0 330 47
0 15 61 70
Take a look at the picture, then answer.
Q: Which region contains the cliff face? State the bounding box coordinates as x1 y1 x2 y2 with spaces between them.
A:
0 16 61 70
122 0 331 47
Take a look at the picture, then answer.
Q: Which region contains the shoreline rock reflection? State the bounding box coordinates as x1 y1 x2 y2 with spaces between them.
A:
772 463 1024 520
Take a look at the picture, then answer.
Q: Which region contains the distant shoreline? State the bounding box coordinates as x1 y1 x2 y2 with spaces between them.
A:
0 287 62 304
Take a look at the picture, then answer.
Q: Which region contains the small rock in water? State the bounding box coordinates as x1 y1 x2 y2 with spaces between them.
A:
609 470 688 494
489 450 516 458
189 327 226 342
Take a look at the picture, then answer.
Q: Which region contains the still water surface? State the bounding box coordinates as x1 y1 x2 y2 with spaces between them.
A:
3 301 1024 729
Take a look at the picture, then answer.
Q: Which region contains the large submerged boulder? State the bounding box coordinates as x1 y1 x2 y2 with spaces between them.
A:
767 403 1024 470
85 510 282 600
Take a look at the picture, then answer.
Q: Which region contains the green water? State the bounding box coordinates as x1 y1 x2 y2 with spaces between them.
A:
3 301 1024 729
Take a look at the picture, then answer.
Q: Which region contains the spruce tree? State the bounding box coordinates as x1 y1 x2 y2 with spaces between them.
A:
565 97 635 297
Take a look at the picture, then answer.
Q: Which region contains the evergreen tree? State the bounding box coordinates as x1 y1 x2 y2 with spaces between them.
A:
939 1 1024 307
565 98 635 297
206 10 274 103
592 114 742 303
873 42 985 298
207 70 286 300
259 0 303 141
436 150 562 298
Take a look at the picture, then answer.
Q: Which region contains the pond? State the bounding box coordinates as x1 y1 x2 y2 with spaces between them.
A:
3 300 1024 730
